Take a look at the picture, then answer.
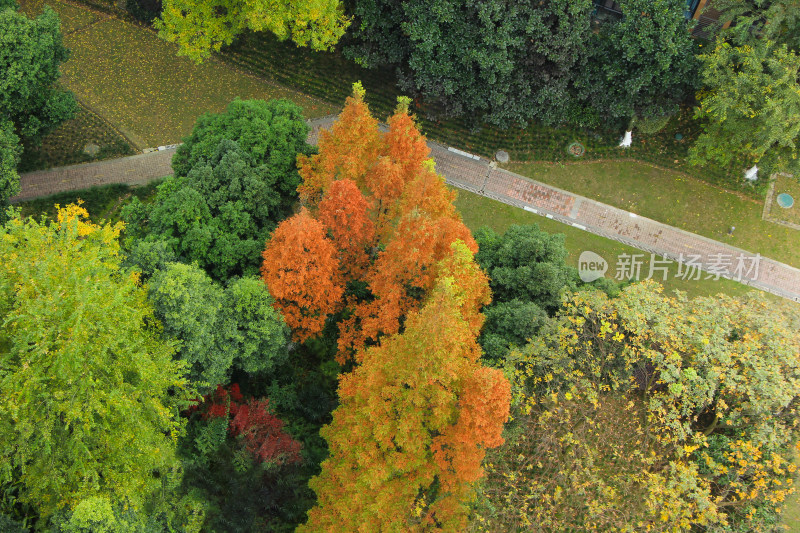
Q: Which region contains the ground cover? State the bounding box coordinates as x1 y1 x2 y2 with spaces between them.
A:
506 160 800 269
18 104 134 172
15 180 162 223
454 188 784 302
19 0 99 33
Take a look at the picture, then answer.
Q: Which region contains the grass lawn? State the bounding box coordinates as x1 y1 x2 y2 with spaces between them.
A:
19 104 134 172
506 160 800 269
20 0 337 149
19 0 99 33
454 188 784 302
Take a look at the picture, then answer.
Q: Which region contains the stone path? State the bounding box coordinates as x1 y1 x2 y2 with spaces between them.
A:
13 149 175 202
13 116 800 302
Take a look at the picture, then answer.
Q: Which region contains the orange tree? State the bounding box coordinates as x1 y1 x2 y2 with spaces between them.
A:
262 84 511 530
261 208 344 342
472 282 800 532
299 247 510 532
271 83 476 361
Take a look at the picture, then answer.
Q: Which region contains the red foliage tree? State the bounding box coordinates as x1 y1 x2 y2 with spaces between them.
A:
261 208 344 342
282 86 511 531
192 384 302 466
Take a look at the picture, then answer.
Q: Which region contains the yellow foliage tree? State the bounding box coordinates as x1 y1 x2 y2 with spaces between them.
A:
472 282 800 532
156 0 349 62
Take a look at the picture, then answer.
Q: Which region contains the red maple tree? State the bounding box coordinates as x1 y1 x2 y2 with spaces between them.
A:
192 384 302 466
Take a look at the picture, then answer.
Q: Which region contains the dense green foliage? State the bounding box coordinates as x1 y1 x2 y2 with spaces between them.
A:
0 4 76 209
0 205 191 522
124 99 311 280
171 98 310 179
347 0 594 127
474 223 620 362
576 0 698 126
345 0 696 128
0 121 20 213
474 224 577 360
0 5 77 142
475 225 578 312
713 0 800 51
689 7 800 177
148 262 290 392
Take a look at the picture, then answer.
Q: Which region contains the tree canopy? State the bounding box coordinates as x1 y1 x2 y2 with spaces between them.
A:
345 0 696 127
156 0 349 62
474 282 800 531
0 205 191 520
148 262 289 391
0 5 76 141
124 99 310 280
301 267 510 531
0 4 76 210
712 0 800 51
346 0 595 128
576 0 699 126
689 29 800 176
261 86 511 529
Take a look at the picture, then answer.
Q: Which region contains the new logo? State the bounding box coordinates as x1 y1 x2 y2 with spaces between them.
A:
578 251 607 282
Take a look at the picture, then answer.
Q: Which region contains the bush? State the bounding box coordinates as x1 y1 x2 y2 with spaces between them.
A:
635 112 674 134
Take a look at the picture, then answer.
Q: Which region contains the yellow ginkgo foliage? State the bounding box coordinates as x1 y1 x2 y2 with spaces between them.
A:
156 0 350 62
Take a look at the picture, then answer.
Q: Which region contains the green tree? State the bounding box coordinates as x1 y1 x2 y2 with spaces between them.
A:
474 224 583 362
171 98 310 180
0 5 77 141
690 37 800 177
0 4 76 211
156 0 349 62
125 100 310 279
712 0 800 51
346 0 593 127
0 121 20 216
475 224 578 313
0 205 192 521
575 0 698 126
148 262 289 391
479 299 548 362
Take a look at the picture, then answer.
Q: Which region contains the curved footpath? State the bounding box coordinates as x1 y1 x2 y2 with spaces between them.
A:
13 115 800 302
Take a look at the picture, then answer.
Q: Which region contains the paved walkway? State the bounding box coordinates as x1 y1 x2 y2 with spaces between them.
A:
13 149 175 202
13 116 800 302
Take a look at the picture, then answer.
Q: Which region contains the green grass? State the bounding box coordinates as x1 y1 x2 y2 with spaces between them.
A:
19 0 99 34
453 187 783 301
19 104 134 172
18 0 338 149
506 160 800 269
15 180 162 223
